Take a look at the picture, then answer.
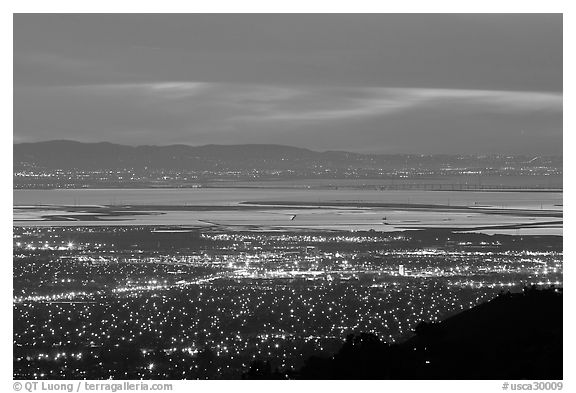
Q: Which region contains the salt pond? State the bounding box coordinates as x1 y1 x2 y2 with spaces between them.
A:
13 188 562 235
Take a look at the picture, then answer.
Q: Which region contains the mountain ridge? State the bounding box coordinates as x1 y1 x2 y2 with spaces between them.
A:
14 140 563 190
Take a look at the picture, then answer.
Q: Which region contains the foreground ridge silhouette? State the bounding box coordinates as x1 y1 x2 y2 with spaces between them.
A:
244 286 562 380
14 286 562 380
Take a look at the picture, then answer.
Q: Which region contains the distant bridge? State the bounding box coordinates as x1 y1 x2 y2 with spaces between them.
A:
366 183 562 191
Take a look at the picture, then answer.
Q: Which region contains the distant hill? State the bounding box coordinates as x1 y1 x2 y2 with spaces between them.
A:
14 140 327 171
13 140 561 172
245 287 563 379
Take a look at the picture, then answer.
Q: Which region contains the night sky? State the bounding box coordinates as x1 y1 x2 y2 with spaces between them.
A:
14 14 562 154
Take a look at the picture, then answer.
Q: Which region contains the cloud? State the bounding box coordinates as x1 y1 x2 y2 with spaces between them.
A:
395 88 562 113
57 82 562 123
217 85 562 123
14 81 562 153
62 82 212 99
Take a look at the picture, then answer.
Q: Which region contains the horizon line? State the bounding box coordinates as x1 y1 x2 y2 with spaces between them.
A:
13 139 564 157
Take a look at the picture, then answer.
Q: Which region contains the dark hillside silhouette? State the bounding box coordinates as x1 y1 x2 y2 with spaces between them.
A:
245 287 562 380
